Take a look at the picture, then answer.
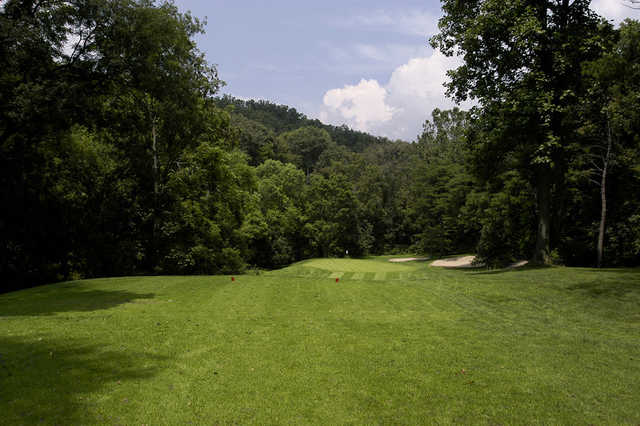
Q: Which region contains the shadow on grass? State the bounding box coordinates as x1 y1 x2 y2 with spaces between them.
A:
469 266 640 276
468 265 552 275
582 268 640 274
0 336 167 424
0 288 155 316
566 277 640 298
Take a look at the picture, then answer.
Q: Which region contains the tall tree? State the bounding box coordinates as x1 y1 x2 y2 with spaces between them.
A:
578 19 640 266
276 126 332 177
431 0 603 264
410 108 476 256
0 0 224 290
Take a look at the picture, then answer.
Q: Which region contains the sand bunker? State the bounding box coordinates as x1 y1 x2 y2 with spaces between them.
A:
430 256 529 269
388 257 430 263
430 255 477 268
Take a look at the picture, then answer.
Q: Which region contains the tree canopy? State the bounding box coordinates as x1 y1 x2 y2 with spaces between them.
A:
1 1 638 292
431 0 620 264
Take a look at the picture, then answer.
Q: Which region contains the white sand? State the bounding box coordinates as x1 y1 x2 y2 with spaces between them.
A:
388 257 430 263
430 256 529 269
430 255 477 268
508 260 529 268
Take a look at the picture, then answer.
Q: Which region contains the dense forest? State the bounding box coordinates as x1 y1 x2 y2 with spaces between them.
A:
1 0 639 293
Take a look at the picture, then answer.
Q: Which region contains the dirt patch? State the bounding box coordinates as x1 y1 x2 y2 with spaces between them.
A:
388 257 430 263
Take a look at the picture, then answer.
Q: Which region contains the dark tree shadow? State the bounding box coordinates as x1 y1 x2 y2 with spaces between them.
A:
0 287 155 316
582 268 640 274
468 265 552 275
0 336 167 424
565 276 640 298
469 266 640 277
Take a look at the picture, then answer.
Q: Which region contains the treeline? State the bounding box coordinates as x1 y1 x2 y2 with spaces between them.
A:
217 97 419 260
1 0 639 293
425 2 640 268
0 0 419 293
213 96 393 153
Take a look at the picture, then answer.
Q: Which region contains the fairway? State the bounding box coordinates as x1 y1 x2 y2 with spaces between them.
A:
276 257 430 281
1 258 640 424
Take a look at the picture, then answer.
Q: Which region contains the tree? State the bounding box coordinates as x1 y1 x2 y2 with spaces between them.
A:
431 0 604 264
624 0 640 9
164 134 255 274
409 108 476 256
230 115 276 166
304 174 362 257
577 19 640 266
246 160 306 267
276 127 332 177
416 108 469 163
92 0 222 268
0 0 225 290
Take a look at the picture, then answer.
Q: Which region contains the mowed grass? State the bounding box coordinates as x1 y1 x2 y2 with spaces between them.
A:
1 257 639 424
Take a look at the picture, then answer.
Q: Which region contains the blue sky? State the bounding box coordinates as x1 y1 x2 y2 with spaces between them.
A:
174 0 638 141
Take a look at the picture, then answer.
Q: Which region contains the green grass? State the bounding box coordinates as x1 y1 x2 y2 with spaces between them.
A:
1 257 639 424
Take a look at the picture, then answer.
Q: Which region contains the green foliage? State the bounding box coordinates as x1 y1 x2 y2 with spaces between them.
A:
557 19 640 266
162 141 255 274
242 160 306 268
215 95 421 261
230 114 276 166
214 95 389 152
304 174 362 257
276 126 332 174
410 109 476 256
431 0 607 264
1 0 638 291
471 172 537 267
0 0 231 290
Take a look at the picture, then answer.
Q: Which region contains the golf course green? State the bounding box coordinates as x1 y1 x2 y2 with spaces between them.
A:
1 257 639 424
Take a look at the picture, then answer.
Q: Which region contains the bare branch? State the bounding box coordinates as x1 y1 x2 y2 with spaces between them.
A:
586 152 604 160
589 159 603 171
623 0 640 10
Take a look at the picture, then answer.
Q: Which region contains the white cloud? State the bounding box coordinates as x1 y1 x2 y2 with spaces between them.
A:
320 79 395 132
319 51 472 141
592 0 640 24
318 2 639 141
338 9 439 37
353 43 427 64
318 41 429 75
353 44 387 62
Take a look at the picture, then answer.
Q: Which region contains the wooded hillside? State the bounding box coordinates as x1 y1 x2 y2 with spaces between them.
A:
1 0 638 293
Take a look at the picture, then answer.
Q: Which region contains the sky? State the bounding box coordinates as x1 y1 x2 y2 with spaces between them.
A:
173 0 639 142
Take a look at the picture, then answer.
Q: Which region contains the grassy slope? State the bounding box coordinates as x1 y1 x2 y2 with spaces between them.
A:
1 257 639 424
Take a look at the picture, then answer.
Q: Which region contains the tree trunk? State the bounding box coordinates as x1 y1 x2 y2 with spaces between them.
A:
152 120 159 200
531 2 553 266
597 121 612 268
597 166 607 268
151 116 160 270
533 168 551 264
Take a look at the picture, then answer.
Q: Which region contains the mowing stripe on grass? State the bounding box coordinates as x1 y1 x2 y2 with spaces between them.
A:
341 272 355 280
1 260 639 424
